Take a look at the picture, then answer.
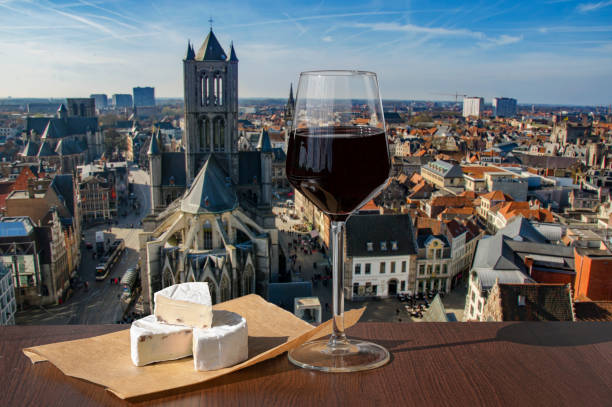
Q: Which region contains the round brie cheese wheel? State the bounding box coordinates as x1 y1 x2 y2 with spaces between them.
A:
193 310 249 371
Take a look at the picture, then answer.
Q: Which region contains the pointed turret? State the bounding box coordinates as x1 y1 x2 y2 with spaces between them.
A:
257 129 272 153
196 29 227 61
148 131 160 155
57 103 67 120
229 41 238 62
185 40 195 60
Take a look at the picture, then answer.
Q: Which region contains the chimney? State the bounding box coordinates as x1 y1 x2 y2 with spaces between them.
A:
524 256 534 276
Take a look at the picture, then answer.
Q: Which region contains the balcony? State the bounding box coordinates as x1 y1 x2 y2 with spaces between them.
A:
2 322 610 405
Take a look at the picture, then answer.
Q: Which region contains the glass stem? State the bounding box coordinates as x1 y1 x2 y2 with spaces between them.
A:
328 220 349 349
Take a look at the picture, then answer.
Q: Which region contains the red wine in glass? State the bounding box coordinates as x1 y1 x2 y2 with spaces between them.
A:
286 126 390 221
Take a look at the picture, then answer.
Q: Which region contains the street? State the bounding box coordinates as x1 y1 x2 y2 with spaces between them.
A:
16 165 151 325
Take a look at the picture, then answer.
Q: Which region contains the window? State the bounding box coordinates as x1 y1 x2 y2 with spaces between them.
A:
442 264 448 274
435 265 440 275
355 264 361 275
380 241 387 251
427 265 432 274
419 265 425 275
380 262 386 274
353 283 359 295
401 261 406 273
390 262 396 273
436 249 442 258
518 295 526 306
373 285 378 295
366 242 373 252
391 241 398 251
400 281 406 291
365 263 371 274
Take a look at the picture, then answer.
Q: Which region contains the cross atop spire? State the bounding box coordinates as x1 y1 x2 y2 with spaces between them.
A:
208 16 213 30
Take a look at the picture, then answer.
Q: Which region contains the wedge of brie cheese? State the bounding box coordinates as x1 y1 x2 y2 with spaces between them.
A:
154 282 213 328
193 310 249 371
130 315 193 366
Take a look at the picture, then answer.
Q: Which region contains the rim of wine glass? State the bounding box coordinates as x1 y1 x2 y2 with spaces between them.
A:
300 70 376 77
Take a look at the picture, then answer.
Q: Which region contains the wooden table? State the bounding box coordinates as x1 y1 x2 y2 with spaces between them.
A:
2 322 611 406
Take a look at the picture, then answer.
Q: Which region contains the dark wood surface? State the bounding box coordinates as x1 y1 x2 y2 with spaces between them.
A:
2 322 612 406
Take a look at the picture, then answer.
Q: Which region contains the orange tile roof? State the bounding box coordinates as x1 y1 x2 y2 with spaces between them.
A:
360 199 379 211
480 190 513 202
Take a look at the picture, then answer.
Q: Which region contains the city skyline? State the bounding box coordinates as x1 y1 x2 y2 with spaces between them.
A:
1 0 611 105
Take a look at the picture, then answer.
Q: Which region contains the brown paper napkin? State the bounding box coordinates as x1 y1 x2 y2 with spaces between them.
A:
23 294 365 400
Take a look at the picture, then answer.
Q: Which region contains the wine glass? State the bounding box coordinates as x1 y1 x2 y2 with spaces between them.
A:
285 70 391 371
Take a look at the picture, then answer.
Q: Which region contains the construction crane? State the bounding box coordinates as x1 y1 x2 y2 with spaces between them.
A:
431 92 467 103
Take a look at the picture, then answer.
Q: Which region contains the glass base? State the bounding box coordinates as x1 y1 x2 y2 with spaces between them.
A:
288 339 390 372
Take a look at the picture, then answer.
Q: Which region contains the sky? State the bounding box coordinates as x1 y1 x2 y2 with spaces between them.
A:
0 0 611 105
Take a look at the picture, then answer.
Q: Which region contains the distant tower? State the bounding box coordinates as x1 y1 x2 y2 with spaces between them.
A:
148 131 162 209
284 83 295 125
257 129 273 207
183 28 239 185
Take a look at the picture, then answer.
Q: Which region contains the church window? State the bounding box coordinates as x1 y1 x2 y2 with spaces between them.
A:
220 274 231 302
203 220 213 249
213 119 221 151
204 119 211 150
219 120 225 151
218 76 223 106
201 75 209 106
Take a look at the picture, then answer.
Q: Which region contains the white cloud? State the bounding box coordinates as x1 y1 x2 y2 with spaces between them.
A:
577 1 612 12
350 22 484 39
322 36 333 42
479 34 523 48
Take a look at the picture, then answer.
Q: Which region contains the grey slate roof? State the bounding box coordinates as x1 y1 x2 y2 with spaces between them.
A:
55 138 84 155
472 234 520 271
475 269 532 291
272 148 286 163
346 214 417 258
27 117 98 137
160 153 185 186
50 174 75 217
180 155 237 214
21 141 40 157
500 216 548 243
498 283 574 321
238 151 261 185
196 29 227 61
37 140 57 157
423 160 463 178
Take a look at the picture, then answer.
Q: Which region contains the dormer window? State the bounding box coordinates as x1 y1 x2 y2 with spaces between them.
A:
380 241 387 251
391 241 398 251
366 242 373 252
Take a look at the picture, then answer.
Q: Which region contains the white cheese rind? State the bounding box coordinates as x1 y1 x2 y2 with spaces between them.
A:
193 310 249 371
154 282 213 328
130 315 193 367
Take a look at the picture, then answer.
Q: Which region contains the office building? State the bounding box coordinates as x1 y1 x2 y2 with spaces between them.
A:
462 97 484 118
112 94 133 108
493 97 517 117
133 87 155 107
90 94 108 109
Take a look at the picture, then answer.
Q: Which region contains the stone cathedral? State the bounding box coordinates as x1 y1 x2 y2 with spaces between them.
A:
140 29 278 313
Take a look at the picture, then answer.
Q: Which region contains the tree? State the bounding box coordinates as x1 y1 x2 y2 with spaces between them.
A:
103 129 127 156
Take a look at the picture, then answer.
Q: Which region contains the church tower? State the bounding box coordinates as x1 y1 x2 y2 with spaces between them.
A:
183 29 239 186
